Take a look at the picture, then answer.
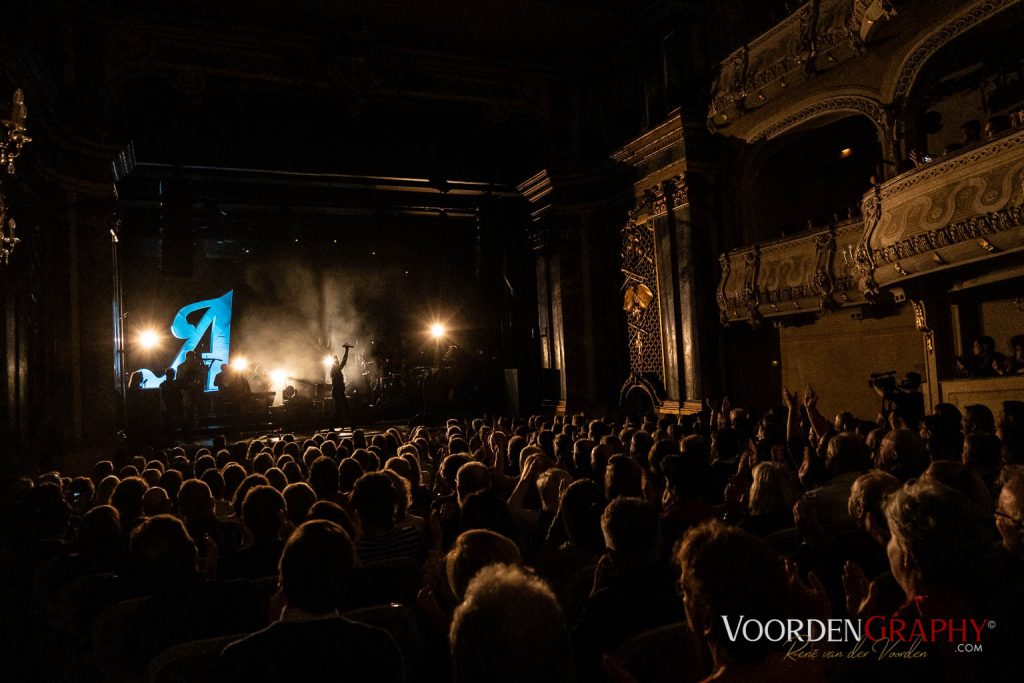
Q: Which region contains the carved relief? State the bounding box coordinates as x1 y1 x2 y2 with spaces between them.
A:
740 247 763 328
717 253 732 325
811 228 838 310
751 95 888 143
717 220 864 326
709 0 868 131
859 129 1024 287
912 299 935 353
621 195 665 384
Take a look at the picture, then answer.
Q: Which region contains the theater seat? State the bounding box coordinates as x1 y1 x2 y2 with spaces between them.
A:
248 575 280 622
345 603 420 674
348 558 422 607
143 633 246 683
93 597 148 683
603 621 708 683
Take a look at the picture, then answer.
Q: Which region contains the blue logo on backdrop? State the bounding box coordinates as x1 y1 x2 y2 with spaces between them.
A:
139 290 233 390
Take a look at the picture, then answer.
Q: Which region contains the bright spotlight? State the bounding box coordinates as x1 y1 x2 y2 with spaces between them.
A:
137 329 160 350
231 356 249 372
430 323 445 339
323 355 335 367
270 369 289 386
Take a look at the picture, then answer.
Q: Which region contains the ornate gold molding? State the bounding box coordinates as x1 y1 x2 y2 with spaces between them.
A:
857 128 1024 289
718 219 865 326
749 93 889 142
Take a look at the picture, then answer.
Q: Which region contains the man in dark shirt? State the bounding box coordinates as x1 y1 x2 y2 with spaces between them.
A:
160 367 184 433
220 520 403 682
330 344 351 426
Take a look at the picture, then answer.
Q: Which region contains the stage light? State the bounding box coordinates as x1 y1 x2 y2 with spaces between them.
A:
270 369 288 386
430 323 445 339
231 356 249 372
840 147 853 158
137 329 160 349
323 355 335 367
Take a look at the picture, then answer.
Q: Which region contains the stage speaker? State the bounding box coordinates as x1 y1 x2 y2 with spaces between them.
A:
159 224 195 278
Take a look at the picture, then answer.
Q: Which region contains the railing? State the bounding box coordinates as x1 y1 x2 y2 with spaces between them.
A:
717 218 865 326
708 0 869 132
856 127 1024 293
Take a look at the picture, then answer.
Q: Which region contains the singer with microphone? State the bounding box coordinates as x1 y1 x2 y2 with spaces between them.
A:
330 344 352 426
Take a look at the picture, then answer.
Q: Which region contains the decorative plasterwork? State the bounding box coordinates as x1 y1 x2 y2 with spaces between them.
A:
717 219 864 326
748 93 889 142
855 128 1024 290
621 192 665 384
887 0 1018 103
708 0 870 133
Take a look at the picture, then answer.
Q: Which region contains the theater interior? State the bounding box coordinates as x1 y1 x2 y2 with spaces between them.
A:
2 1 1024 681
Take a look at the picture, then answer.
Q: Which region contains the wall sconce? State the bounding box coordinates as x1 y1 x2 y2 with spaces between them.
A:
1 89 31 265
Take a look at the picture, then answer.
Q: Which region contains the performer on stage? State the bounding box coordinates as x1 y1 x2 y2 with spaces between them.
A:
330 344 352 425
177 350 204 426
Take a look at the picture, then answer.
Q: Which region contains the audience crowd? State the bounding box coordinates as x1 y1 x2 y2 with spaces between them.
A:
3 389 1024 681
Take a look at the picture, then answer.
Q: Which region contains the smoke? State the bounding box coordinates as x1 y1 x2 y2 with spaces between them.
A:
233 259 372 401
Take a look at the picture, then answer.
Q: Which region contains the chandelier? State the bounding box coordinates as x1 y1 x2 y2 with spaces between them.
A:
1 89 31 265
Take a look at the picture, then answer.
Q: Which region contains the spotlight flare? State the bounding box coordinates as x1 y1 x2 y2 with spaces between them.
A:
137 329 160 349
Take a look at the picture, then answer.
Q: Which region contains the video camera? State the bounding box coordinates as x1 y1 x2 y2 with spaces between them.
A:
867 370 898 394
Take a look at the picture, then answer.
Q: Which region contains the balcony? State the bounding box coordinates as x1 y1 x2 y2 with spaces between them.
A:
708 0 877 134
856 127 1024 293
717 218 865 326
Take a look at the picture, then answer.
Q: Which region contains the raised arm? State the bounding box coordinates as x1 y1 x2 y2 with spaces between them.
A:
803 385 832 440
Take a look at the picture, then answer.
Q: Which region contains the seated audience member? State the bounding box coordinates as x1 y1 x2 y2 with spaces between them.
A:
141 486 173 517
571 497 684 682
339 457 364 494
985 114 1011 140
111 476 149 536
995 474 1024 561
220 520 402 682
996 335 1024 376
222 485 287 579
307 500 356 538
450 564 571 683
922 461 992 512
282 481 317 527
309 455 343 503
918 414 962 462
848 471 901 548
677 520 819 682
875 428 928 482
1001 400 1024 465
455 461 492 507
352 472 424 564
963 403 997 436
741 461 799 537
604 454 643 500
177 479 218 545
460 489 520 546
878 480 998 677
795 433 870 543
126 515 262 672
957 335 1002 377
445 529 523 600
661 453 714 538
201 469 234 519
